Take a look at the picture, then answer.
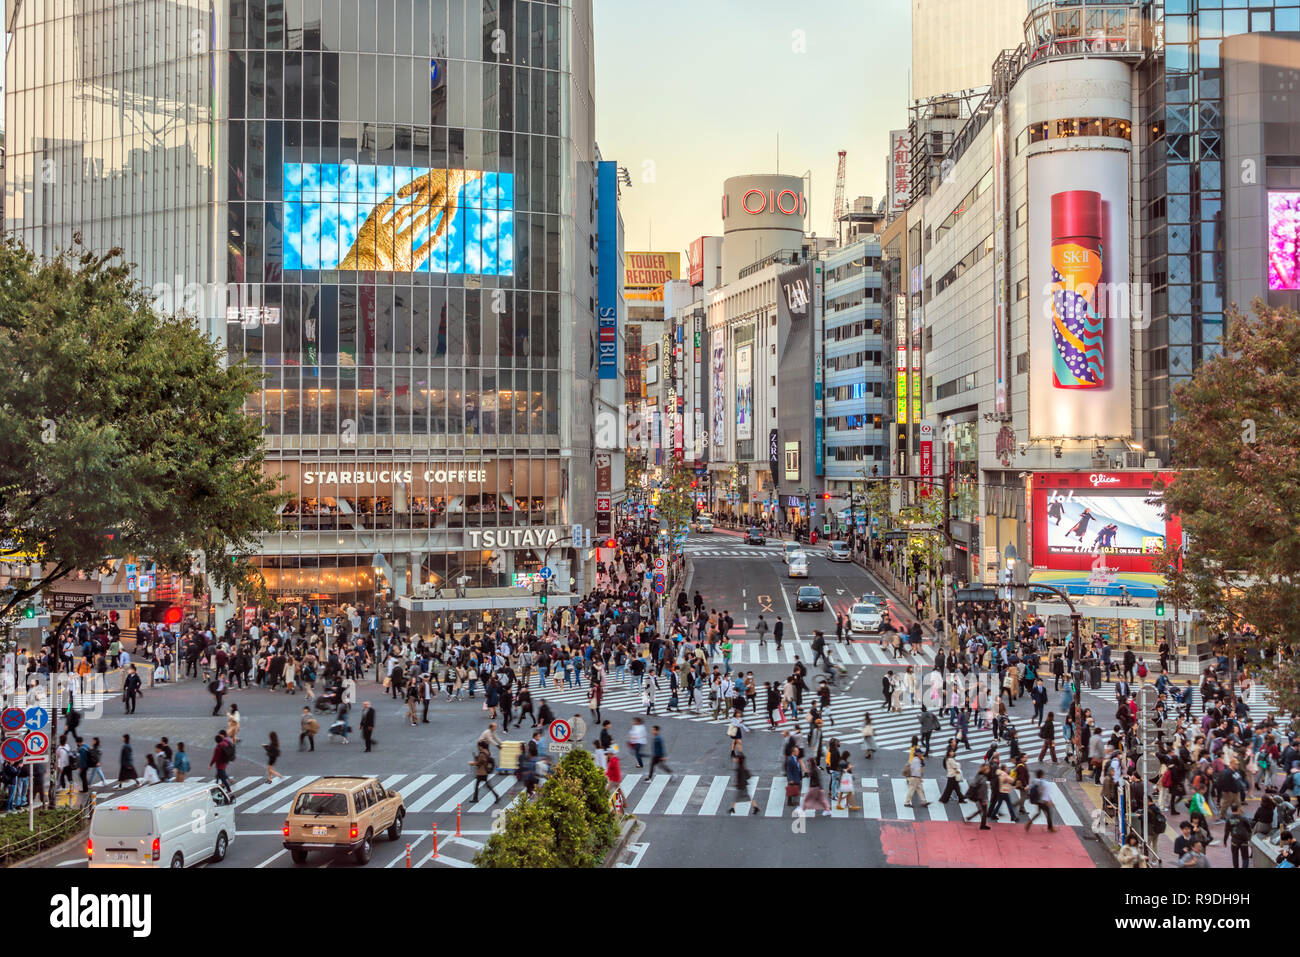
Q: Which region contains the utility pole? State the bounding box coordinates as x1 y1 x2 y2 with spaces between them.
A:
1137 683 1159 853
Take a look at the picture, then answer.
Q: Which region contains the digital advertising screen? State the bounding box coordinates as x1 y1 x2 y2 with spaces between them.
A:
735 342 753 441
1268 190 1300 291
1044 491 1166 556
1030 471 1181 573
283 164 514 274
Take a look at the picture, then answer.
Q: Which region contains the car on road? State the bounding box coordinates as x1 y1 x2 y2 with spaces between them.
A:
788 552 809 578
746 526 766 545
691 515 714 533
859 591 886 608
826 541 852 562
795 585 825 610
849 602 885 634
782 542 803 564
282 776 406 865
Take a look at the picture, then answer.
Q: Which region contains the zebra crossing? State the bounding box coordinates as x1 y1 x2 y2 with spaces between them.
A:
573 637 934 668
79 769 1082 826
524 681 1072 757
680 544 786 559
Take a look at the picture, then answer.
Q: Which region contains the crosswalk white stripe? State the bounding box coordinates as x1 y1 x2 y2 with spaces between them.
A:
663 775 700 815
923 778 947 821
231 776 264 794
396 774 435 801
243 776 313 814
633 774 671 815
891 778 914 820
405 773 464 812
861 777 881 819
618 774 642 806
1044 781 1081 828
232 779 282 808
436 779 479 813
764 776 786 817
698 775 728 816
380 774 406 791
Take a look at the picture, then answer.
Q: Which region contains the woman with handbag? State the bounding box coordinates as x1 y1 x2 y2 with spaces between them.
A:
727 714 749 759
835 753 861 812
860 713 876 759
263 731 285 783
727 752 760 815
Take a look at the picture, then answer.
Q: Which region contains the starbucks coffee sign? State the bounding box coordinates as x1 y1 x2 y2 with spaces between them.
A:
301 464 489 486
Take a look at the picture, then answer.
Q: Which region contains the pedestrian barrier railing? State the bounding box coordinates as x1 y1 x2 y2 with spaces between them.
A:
1099 790 1163 868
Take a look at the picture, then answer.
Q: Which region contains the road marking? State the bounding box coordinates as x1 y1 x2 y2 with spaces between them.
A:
663 775 700 815
764 776 786 817
381 774 406 791
779 587 800 639
397 774 435 802
384 834 424 867
242 776 312 814
890 778 914 820
437 778 480 813
698 775 728 816
860 777 881 819
405 774 465 812
923 778 948 820
757 595 773 613
633 773 671 815
255 849 288 869
231 779 282 808
742 589 747 598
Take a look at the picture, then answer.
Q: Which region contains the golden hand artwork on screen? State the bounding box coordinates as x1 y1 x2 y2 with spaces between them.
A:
339 169 485 272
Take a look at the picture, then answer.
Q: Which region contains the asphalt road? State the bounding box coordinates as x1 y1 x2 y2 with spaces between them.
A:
26 530 1109 869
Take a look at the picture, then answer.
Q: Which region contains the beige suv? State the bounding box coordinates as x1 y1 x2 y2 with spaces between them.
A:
282 776 405 865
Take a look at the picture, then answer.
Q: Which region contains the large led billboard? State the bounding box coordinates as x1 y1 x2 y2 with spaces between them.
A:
1026 149 1132 439
1268 191 1300 291
1030 471 1181 573
283 164 514 274
735 342 753 441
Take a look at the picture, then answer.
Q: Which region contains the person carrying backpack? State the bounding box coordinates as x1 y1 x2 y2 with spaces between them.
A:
1224 807 1253 868
470 742 500 803
209 733 234 794
1024 769 1057 832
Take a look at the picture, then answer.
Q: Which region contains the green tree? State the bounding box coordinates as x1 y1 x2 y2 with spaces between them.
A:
0 239 284 622
473 749 619 868
1155 301 1300 724
655 462 695 545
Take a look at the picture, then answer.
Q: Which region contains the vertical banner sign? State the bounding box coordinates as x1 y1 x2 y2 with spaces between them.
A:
889 129 912 214
769 429 780 488
1027 148 1132 439
597 161 619 379
688 237 705 287
711 328 726 451
735 343 753 441
911 355 922 424
919 420 934 498
992 102 1010 413
596 452 612 538
896 348 908 424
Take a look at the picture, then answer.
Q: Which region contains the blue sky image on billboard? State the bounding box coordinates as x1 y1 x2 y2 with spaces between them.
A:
283 164 513 274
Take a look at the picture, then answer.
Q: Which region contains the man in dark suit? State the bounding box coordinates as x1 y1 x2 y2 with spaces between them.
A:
360 701 377 752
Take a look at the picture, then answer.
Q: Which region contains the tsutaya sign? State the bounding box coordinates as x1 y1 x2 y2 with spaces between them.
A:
467 527 564 549
303 466 487 486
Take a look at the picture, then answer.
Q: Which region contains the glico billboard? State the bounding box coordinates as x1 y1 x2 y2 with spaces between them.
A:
1028 471 1181 573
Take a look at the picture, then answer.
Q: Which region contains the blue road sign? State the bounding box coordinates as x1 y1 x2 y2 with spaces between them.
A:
321 618 334 628
24 708 48 732
1 738 24 762
538 567 553 581
653 573 666 595
0 709 24 732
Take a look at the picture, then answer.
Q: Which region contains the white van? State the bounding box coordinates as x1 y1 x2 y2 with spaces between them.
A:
88 782 236 868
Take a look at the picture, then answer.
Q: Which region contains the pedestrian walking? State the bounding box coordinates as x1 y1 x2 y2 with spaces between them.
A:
903 750 930 808
122 665 141 714
938 745 967 804
208 733 234 794
360 700 377 752
728 752 760 815
835 752 861 811
648 726 672 781
225 704 241 743
727 713 749 758
861 712 876 758
1038 711 1060 763
116 734 138 789
208 674 226 715
1024 769 1057 831
263 731 284 782
627 717 647 768
470 742 500 803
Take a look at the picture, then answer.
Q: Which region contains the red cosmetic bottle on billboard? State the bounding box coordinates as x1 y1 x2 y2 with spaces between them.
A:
1050 190 1105 389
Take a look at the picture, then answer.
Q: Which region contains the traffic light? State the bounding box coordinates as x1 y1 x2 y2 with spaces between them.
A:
1155 598 1165 617
22 604 35 619
690 479 697 489
539 592 548 606
163 606 183 626
606 538 616 548
822 493 831 501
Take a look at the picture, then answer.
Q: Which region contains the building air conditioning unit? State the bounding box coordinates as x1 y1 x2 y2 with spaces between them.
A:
1111 456 1126 470
1125 451 1145 468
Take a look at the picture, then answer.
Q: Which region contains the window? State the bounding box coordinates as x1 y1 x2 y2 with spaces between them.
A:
1025 116 1131 144
1016 278 1029 301
934 234 995 297
1016 352 1029 374
1015 204 1027 227
935 372 977 400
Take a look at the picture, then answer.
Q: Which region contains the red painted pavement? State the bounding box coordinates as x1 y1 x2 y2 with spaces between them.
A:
878 820 1097 868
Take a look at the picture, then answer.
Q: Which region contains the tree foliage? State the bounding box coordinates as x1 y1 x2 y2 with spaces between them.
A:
1155 301 1300 721
0 239 284 619
655 462 695 544
474 749 619 868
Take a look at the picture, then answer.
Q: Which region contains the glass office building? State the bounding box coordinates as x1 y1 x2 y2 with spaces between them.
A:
5 0 601 617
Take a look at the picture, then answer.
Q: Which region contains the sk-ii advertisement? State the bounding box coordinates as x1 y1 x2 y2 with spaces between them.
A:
597 162 619 379
1027 150 1132 439
283 164 514 273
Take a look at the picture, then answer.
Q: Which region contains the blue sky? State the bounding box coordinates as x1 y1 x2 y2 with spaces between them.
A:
593 0 912 259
